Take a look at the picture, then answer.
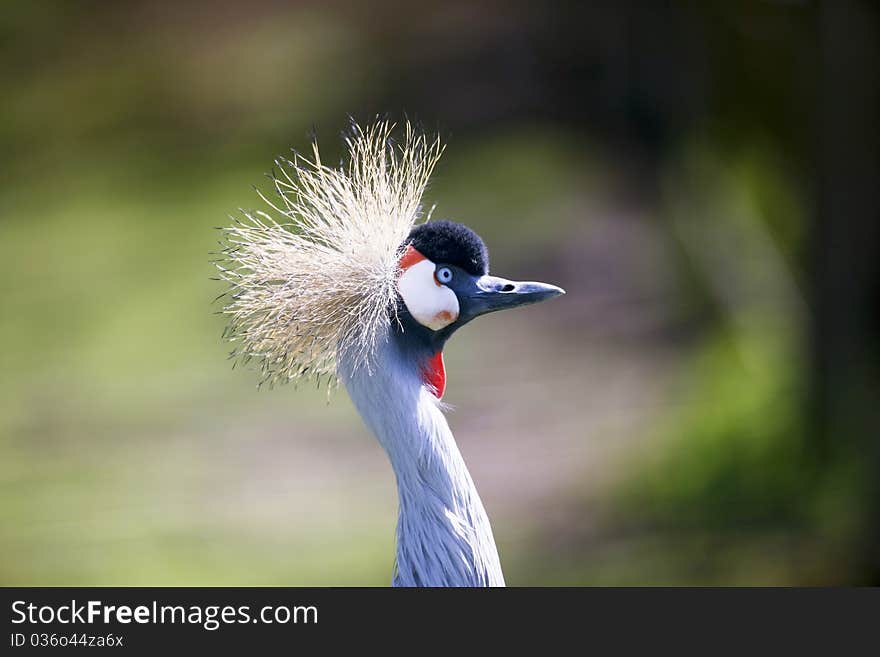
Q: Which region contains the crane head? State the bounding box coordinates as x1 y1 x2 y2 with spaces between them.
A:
395 219 564 398
218 120 563 393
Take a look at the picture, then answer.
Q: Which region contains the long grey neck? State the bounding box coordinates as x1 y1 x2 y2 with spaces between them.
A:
338 332 505 587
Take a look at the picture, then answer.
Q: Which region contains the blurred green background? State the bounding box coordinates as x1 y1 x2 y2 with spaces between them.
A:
2 1 878 585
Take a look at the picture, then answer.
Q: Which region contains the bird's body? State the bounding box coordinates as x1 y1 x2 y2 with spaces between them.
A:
219 121 562 586
339 321 504 586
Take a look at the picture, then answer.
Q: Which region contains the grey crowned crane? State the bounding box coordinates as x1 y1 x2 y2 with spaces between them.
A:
218 122 564 587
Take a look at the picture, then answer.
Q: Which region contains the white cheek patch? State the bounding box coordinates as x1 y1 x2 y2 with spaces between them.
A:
398 259 460 331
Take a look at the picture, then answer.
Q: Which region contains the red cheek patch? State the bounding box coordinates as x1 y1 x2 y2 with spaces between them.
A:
400 246 450 398
399 244 427 271
420 351 446 399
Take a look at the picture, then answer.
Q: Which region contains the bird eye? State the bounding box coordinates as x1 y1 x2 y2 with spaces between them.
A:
435 266 453 285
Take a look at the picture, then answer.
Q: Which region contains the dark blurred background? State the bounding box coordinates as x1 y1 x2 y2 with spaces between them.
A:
1 0 877 585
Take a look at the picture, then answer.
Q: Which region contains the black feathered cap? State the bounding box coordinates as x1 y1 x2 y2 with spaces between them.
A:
406 220 489 276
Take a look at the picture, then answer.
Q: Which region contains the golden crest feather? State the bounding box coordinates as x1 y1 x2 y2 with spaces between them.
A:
216 121 444 387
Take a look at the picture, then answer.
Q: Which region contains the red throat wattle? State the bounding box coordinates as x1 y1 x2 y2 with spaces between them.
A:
421 352 446 399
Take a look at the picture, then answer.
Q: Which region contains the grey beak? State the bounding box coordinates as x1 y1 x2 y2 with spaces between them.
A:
462 274 565 321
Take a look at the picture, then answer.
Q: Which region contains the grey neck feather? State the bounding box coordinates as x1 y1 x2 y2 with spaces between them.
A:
337 330 505 587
